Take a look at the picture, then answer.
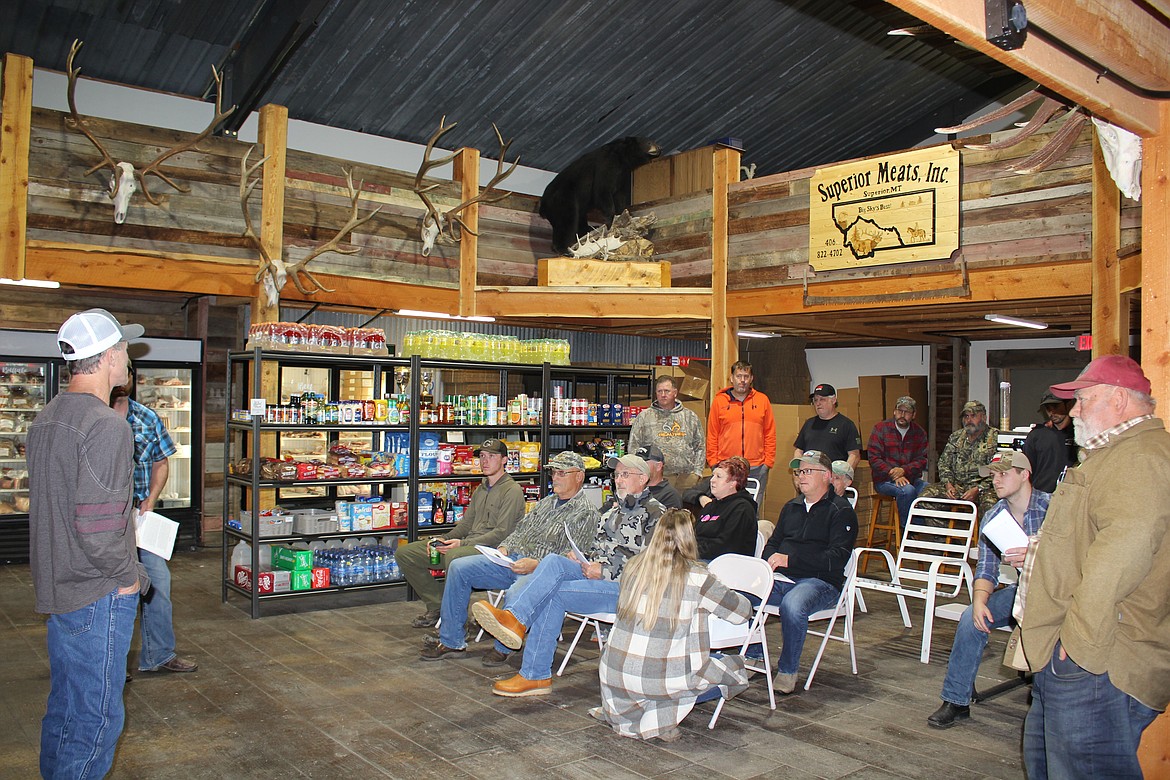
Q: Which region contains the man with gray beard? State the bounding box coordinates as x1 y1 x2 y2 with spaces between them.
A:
918 400 1000 516
1021 355 1170 778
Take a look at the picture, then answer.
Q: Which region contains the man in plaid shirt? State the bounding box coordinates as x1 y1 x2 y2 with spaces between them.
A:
867 395 929 529
111 369 198 675
926 450 1048 729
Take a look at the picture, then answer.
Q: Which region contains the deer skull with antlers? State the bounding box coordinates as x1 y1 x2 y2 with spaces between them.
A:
65 40 236 224
412 117 519 256
240 146 382 307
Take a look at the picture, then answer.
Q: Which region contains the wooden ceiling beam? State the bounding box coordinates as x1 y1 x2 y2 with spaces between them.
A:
728 260 1090 317
24 243 459 312
474 286 712 319
746 315 952 344
885 0 1160 135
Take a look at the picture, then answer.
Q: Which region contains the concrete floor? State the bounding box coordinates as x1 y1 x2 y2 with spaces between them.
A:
0 539 1031 779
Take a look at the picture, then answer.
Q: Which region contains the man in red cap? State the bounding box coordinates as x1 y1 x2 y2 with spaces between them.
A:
1020 355 1170 778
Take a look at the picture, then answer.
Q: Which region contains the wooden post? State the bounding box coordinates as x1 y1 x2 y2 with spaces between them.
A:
710 146 740 386
1137 99 1170 780
0 53 33 282
252 104 288 323
1091 125 1123 357
253 104 288 511
453 147 480 317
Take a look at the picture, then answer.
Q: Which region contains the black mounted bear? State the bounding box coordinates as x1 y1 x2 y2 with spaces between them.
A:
539 137 661 255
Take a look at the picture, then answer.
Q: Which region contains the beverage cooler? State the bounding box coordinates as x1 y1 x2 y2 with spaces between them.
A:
0 329 203 563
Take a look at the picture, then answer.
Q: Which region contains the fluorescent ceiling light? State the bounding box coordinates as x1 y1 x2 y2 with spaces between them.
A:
984 313 1048 330
395 309 495 323
0 277 60 289
737 331 776 339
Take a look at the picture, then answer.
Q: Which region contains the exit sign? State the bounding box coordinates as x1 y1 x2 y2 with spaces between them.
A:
1077 334 1093 351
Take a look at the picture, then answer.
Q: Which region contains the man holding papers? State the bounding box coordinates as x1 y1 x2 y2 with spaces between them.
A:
420 451 599 664
927 449 1049 729
472 453 665 697
111 368 198 675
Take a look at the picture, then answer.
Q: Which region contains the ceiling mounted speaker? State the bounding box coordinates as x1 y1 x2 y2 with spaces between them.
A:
985 0 1028 51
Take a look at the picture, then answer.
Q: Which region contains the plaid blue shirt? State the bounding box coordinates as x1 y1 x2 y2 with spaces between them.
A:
126 398 177 503
975 487 1051 585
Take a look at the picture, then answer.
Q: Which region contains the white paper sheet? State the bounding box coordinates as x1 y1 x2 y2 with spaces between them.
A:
474 544 516 567
564 522 588 564
135 510 179 560
981 505 1029 553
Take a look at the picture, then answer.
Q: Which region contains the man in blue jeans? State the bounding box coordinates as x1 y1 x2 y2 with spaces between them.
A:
419 451 599 662
111 368 198 675
757 450 857 694
472 453 664 696
29 309 151 779
866 395 929 529
927 450 1049 728
1021 356 1170 777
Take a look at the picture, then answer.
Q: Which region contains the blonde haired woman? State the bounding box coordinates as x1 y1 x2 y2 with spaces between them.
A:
594 508 752 742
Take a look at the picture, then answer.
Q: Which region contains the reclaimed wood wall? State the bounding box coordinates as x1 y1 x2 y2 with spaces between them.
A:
723 123 1104 291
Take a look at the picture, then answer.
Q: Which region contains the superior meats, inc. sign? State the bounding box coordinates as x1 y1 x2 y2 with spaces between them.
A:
809 145 959 271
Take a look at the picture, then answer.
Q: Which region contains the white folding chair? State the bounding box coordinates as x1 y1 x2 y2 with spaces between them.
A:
745 477 762 502
844 486 858 509
437 588 505 642
763 554 859 690
852 497 978 663
706 553 777 728
754 530 767 557
556 610 616 676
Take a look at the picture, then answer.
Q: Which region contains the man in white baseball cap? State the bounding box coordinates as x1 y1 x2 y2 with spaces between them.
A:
29 308 147 777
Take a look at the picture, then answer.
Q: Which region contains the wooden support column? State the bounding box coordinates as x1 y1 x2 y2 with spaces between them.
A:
252 104 288 324
453 147 480 317
1091 125 1123 357
0 53 33 282
254 104 288 510
710 146 740 386
1138 102 1170 780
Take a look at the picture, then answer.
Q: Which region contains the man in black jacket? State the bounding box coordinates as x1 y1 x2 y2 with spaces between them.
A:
760 450 858 694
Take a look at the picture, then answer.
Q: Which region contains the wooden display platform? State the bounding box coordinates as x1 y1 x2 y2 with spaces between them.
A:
537 257 671 288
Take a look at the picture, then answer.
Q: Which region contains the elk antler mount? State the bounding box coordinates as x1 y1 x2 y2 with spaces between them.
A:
240 146 382 307
65 39 236 224
412 116 519 256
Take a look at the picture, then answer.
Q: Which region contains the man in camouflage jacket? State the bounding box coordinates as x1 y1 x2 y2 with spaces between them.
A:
919 400 1000 516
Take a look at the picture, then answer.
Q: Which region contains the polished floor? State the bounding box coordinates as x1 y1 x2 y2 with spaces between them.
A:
0 539 1031 779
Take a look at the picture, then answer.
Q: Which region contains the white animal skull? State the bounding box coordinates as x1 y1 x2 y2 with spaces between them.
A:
1092 117 1142 201
109 162 138 224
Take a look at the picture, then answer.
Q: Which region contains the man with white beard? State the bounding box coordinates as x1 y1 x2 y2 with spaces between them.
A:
473 454 665 698
1021 355 1170 778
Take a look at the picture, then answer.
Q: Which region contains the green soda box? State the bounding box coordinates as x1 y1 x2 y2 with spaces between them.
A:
270 545 314 571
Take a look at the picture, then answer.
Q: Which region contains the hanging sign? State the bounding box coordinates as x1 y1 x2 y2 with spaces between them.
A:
809 145 960 271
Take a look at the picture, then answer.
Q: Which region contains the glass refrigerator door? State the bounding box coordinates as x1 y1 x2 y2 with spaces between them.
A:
0 361 45 516
135 366 194 510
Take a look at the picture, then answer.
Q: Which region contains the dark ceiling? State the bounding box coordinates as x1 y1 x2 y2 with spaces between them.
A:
6 0 1086 348
5 0 1026 177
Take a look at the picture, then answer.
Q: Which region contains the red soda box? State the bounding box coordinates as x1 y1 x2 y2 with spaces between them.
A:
310 567 330 589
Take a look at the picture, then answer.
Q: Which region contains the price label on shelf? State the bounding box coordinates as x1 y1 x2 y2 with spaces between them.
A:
249 398 267 416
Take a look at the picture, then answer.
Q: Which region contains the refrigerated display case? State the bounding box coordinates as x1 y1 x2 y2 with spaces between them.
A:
0 329 203 563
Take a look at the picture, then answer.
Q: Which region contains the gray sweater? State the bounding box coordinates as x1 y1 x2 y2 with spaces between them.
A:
28 392 148 614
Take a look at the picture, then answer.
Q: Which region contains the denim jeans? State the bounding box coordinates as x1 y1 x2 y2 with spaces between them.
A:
939 585 1017 706
137 549 177 670
746 577 839 675
874 478 927 530
504 554 620 681
1023 642 1158 779
438 553 521 652
748 464 770 511
41 589 138 780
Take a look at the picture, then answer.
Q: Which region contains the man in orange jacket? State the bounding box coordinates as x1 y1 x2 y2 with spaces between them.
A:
706 361 777 508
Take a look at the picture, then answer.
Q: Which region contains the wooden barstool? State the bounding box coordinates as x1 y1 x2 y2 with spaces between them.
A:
860 493 901 572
